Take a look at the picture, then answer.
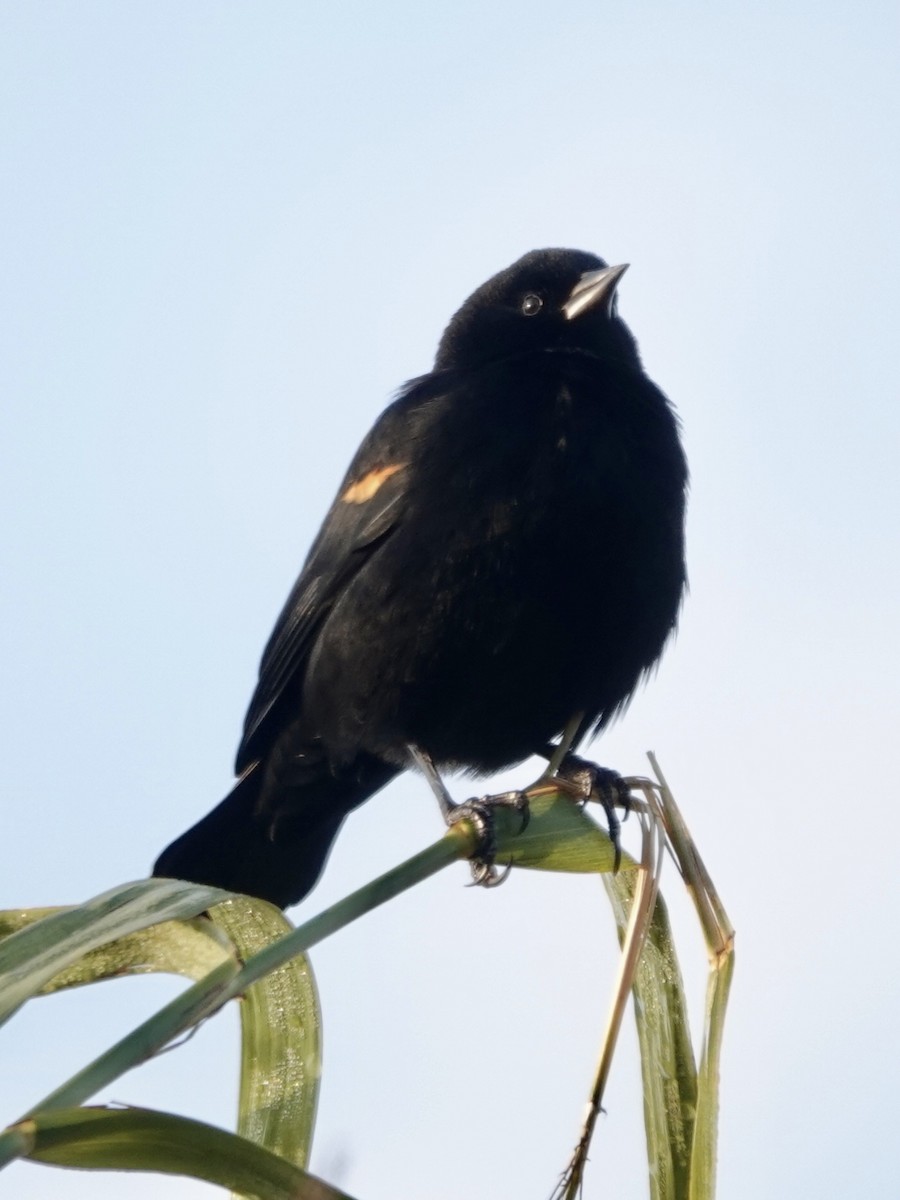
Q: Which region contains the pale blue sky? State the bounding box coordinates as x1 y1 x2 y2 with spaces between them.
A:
2 4 898 1198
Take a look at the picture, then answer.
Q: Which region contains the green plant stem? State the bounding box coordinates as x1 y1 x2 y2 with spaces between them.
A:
645 753 735 1200
230 828 470 993
0 1126 34 1169
690 939 735 1200
23 827 473 1120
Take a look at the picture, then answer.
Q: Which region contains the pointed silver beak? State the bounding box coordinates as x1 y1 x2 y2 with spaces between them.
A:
562 263 629 321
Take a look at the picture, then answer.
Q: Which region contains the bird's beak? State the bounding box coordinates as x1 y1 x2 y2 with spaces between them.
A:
563 263 629 321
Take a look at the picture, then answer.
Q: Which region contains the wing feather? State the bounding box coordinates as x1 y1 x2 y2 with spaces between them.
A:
234 378 441 771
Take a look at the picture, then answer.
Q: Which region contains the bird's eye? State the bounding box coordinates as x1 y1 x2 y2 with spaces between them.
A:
521 293 543 316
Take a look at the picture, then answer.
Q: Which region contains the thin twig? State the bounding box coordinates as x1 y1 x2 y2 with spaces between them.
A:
551 786 665 1200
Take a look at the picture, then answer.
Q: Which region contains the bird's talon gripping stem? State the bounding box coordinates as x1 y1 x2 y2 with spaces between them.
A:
553 753 633 872
447 791 529 887
409 745 529 887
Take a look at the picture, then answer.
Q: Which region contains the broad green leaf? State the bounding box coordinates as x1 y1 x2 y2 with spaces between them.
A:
494 788 624 874
25 835 468 1117
0 909 233 992
209 898 321 1171
3 893 321 1184
604 870 697 1200
0 879 230 1025
14 1105 356 1200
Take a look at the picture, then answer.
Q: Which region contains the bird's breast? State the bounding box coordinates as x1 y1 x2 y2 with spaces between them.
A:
306 351 685 770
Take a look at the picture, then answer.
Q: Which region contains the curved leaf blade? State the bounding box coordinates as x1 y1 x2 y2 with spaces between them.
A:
0 909 234 992
209 898 321 1171
15 1105 356 1200
0 880 231 1024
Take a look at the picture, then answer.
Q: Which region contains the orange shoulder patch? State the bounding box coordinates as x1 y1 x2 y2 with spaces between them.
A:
341 462 406 504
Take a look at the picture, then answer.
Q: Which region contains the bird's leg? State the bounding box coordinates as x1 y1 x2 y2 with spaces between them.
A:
408 745 529 887
408 744 456 821
539 742 633 871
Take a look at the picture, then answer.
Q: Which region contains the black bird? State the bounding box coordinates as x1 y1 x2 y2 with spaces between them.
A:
154 249 687 907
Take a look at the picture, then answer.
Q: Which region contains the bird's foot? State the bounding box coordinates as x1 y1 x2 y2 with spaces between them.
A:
447 791 530 887
553 754 632 871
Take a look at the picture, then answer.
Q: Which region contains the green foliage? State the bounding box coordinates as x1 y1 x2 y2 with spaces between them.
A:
0 769 733 1199
18 1107 354 1200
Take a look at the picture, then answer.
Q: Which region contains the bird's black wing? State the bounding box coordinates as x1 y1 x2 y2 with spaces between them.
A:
236 382 434 772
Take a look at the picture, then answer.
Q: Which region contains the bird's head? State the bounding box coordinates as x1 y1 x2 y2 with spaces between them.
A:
434 248 640 371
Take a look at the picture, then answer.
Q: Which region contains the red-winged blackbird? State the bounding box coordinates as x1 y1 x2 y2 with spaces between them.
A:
154 249 687 907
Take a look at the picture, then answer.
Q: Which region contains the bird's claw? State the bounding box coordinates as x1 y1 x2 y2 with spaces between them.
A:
447 791 529 888
469 858 513 888
554 755 632 871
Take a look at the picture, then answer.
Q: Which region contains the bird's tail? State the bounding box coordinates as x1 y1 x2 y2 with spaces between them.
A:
153 758 394 909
